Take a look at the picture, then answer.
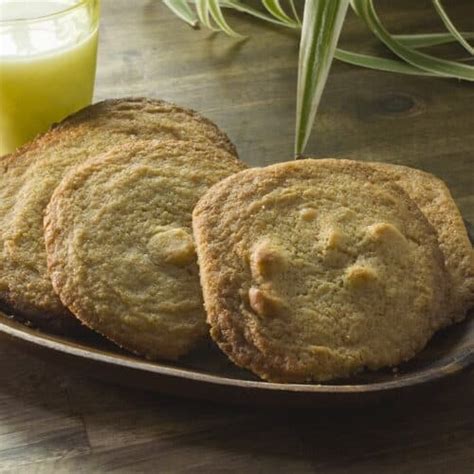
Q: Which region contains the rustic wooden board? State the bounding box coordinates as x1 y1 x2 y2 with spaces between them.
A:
0 0 473 471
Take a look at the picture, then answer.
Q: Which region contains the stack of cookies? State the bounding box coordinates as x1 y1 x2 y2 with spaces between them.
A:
0 98 245 358
1 97 472 383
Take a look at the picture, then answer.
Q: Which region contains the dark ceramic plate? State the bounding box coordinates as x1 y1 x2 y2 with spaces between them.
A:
0 225 472 406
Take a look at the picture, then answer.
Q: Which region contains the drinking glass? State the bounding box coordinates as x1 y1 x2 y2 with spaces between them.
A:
0 0 100 156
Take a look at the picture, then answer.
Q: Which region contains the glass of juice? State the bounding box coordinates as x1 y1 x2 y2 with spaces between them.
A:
0 0 100 156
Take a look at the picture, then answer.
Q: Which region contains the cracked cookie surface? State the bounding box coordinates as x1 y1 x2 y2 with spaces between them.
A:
44 139 246 359
193 159 449 382
0 97 237 332
369 162 474 323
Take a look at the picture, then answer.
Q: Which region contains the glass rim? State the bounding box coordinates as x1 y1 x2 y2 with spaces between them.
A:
0 0 95 25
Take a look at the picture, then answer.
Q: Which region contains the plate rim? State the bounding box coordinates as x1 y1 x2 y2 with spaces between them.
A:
1 312 472 395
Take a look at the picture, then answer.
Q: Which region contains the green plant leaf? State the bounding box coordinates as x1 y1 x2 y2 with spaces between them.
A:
262 0 297 26
188 0 296 28
179 1 474 50
334 32 474 74
288 0 301 25
335 49 435 76
432 0 474 55
351 0 474 81
195 0 219 31
295 0 350 156
221 0 293 27
165 0 473 155
208 0 242 37
349 0 362 16
163 0 199 28
395 32 474 48
336 32 474 74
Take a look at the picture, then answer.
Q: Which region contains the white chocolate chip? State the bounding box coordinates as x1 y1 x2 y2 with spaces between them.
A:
300 208 317 222
345 265 378 288
148 227 195 267
367 222 407 244
250 239 285 280
248 287 283 317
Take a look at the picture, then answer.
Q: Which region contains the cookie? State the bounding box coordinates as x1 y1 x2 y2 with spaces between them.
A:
0 98 238 332
370 162 474 322
193 159 449 382
44 139 246 359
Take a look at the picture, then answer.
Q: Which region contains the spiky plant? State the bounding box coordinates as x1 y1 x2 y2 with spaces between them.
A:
163 0 474 155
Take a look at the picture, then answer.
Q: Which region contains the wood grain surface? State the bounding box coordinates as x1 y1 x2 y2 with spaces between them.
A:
0 0 473 472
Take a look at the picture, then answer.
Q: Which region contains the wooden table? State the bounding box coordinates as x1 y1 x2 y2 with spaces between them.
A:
1 0 473 471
